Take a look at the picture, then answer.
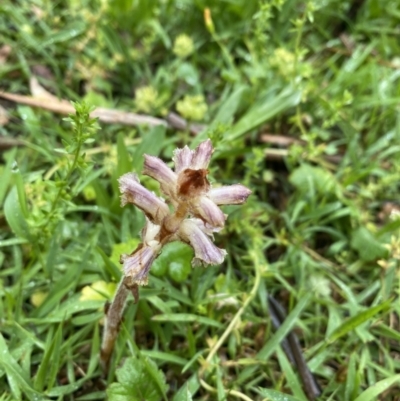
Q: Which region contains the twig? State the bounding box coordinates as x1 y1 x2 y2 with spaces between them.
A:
0 136 24 150
0 91 204 135
0 91 165 125
324 46 400 70
264 147 342 165
260 133 304 146
165 112 206 135
268 295 321 400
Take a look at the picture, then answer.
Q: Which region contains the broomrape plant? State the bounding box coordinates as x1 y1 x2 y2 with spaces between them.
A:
100 139 251 370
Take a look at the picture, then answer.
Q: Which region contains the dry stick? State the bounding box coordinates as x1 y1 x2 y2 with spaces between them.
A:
268 295 321 401
100 276 138 372
0 92 205 135
165 112 205 135
0 136 24 150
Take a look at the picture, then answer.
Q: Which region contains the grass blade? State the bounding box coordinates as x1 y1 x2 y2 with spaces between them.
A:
225 87 301 142
326 300 391 344
353 374 400 401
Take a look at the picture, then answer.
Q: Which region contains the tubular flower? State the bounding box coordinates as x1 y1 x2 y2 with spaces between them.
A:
118 140 251 285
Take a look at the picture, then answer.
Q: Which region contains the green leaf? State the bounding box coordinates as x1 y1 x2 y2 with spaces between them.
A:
212 85 249 126
92 178 112 209
0 148 17 207
258 388 302 401
176 62 199 86
173 374 199 401
350 227 387 261
34 323 63 391
353 374 400 401
0 334 42 400
106 356 168 401
45 378 88 397
168 260 191 283
345 353 358 401
193 85 249 145
117 132 132 177
97 246 122 281
132 125 166 171
152 242 192 282
326 300 391 344
172 384 193 401
0 237 28 247
140 350 188 366
225 87 301 141
4 187 31 240
216 364 225 400
276 347 308 401
150 256 168 277
87 322 100 375
238 293 311 384
150 277 193 307
289 163 338 195
41 21 86 46
372 323 400 342
32 252 85 318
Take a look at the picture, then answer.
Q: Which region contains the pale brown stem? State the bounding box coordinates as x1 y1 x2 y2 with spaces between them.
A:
100 276 136 372
100 205 189 372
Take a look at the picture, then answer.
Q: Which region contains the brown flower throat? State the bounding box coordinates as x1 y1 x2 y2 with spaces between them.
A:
178 168 210 197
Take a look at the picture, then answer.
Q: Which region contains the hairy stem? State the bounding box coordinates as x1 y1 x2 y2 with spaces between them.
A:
100 276 136 372
100 205 188 372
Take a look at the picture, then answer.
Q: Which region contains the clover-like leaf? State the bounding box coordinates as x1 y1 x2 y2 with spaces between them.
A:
106 355 168 401
151 242 193 282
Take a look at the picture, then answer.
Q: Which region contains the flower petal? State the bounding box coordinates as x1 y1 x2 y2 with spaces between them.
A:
141 218 162 245
178 219 227 266
143 155 177 198
208 184 252 205
118 173 169 224
121 243 161 285
193 196 226 227
173 145 193 173
191 139 213 169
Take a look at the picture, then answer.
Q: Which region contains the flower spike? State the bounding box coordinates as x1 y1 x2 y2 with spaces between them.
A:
102 139 251 371
118 141 251 284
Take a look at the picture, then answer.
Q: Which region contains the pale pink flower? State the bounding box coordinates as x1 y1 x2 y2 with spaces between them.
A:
144 139 251 228
118 140 251 284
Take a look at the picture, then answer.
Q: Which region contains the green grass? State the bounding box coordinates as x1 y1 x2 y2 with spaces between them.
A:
1 0 400 400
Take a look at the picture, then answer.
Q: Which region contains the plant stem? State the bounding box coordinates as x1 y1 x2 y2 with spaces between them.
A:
100 275 136 372
48 140 82 219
